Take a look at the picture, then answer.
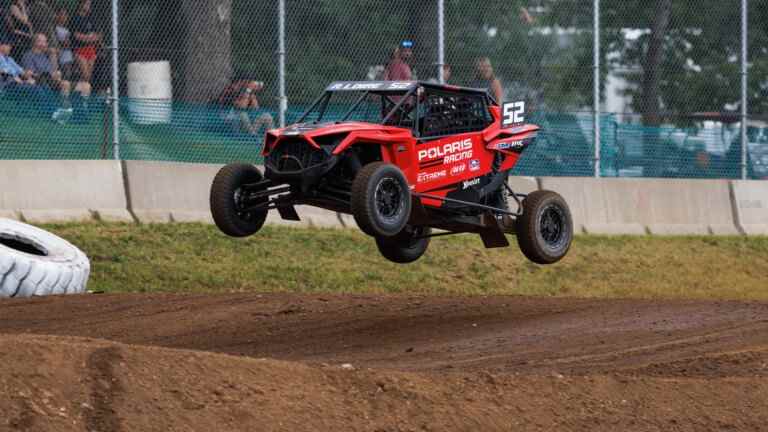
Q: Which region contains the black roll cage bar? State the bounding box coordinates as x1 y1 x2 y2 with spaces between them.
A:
295 81 498 138
297 87 419 126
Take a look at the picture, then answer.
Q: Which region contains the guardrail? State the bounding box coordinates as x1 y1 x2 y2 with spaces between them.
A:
1 161 766 235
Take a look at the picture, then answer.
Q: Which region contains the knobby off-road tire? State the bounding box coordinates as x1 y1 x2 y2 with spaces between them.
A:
351 162 412 237
516 190 573 265
210 164 268 238
375 226 431 264
0 219 90 298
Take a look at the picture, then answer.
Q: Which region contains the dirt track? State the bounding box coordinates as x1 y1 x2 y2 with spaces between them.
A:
2 293 768 431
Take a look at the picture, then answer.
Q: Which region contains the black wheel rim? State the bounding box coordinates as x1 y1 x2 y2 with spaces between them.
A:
374 177 405 223
537 203 568 250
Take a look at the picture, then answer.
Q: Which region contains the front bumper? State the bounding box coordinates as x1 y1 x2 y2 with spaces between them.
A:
264 154 339 191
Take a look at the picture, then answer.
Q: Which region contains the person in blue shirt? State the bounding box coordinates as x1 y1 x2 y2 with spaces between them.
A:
0 35 36 87
1 35 58 117
22 33 92 100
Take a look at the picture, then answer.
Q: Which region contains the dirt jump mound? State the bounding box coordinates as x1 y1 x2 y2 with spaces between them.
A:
2 293 768 431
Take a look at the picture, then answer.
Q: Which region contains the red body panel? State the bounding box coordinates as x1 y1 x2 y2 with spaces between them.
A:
263 104 539 210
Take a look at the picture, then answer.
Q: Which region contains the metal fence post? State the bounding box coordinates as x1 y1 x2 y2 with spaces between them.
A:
437 0 445 84
740 0 748 180
593 0 600 177
111 0 120 160
278 0 287 128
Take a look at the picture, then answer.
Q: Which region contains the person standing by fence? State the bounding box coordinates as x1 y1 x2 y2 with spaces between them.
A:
470 57 503 103
383 40 414 81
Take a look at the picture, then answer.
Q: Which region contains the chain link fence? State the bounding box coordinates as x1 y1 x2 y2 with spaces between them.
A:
0 0 765 178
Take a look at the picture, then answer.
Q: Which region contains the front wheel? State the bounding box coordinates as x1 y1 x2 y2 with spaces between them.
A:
516 190 573 264
375 226 431 264
210 163 268 237
351 162 412 237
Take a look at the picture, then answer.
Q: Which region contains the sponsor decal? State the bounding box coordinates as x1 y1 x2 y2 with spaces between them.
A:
328 81 412 91
450 163 466 176
418 138 473 164
387 82 412 90
329 82 384 91
496 140 525 151
469 159 481 171
462 178 481 189
417 170 447 183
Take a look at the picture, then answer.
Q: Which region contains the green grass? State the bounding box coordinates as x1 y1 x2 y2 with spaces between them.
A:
39 222 768 301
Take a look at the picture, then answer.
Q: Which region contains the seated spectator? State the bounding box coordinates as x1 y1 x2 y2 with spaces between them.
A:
71 0 100 83
0 35 57 116
22 33 91 104
53 6 74 80
0 4 11 44
0 35 35 87
217 80 274 136
28 0 58 68
7 0 33 59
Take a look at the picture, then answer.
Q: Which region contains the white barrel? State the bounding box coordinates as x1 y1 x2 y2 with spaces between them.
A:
127 61 173 125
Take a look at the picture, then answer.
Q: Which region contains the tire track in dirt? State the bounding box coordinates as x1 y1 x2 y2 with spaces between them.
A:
85 346 124 432
1 293 768 377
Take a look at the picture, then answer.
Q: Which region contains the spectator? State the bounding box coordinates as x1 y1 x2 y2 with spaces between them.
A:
0 3 10 43
519 6 534 25
0 35 34 86
71 0 100 83
383 40 414 81
470 57 503 102
0 35 57 116
442 64 451 83
7 0 33 59
218 80 274 136
53 6 73 80
22 33 91 104
427 64 451 84
28 0 58 66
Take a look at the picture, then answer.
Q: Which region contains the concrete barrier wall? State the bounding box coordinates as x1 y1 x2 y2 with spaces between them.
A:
731 181 768 235
0 160 132 223
1 160 765 235
539 177 741 235
123 161 345 227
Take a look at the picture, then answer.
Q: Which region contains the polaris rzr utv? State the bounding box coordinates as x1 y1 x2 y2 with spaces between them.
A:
210 81 572 264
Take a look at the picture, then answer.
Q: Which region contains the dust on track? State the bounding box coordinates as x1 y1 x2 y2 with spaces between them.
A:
2 293 768 431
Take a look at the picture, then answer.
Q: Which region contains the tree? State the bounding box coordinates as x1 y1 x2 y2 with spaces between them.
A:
638 0 672 126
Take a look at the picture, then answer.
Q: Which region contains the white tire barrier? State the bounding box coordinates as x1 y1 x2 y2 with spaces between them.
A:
0 219 90 298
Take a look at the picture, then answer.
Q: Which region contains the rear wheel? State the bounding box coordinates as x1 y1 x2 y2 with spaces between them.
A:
210 163 268 237
375 226 431 264
351 162 412 237
516 190 572 264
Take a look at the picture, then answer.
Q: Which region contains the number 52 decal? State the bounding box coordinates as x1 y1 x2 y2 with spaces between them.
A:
502 101 525 126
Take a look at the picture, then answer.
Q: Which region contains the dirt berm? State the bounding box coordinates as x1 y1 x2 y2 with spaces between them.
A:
2 293 768 431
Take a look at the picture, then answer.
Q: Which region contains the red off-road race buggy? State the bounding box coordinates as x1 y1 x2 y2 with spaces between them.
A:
210 81 573 264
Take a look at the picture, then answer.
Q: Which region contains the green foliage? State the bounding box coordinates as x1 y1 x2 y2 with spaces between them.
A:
601 0 766 116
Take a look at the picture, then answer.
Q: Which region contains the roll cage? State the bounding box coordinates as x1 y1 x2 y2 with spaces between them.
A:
297 81 498 139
